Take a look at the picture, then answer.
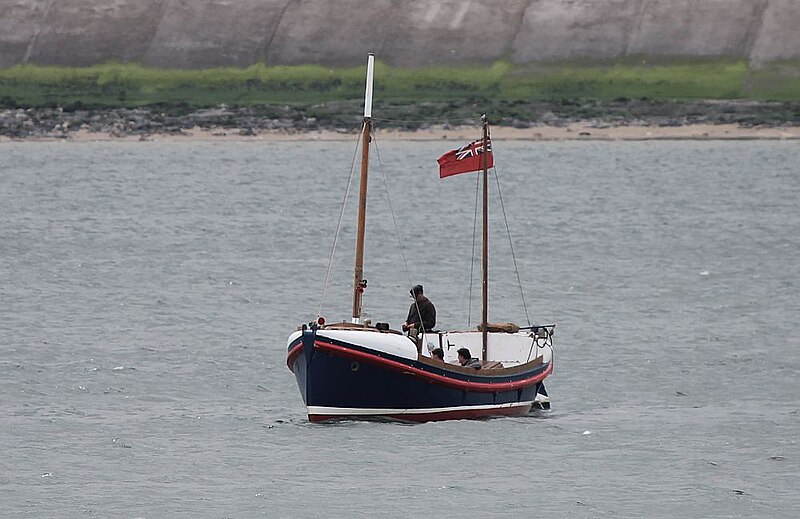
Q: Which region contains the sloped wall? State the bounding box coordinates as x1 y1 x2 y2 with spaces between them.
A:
1 0 798 68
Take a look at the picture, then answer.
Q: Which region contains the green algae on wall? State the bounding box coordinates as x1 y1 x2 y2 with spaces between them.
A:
1 59 799 109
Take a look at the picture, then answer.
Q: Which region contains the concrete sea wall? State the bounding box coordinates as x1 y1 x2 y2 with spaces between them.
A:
1 0 799 68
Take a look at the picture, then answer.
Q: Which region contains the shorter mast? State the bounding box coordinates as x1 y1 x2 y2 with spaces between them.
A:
352 53 374 324
481 115 489 361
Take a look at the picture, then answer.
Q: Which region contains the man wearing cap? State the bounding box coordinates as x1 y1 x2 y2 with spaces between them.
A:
402 284 436 333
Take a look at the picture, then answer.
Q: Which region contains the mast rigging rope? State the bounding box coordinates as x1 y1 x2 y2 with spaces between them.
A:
317 122 365 319
492 162 532 327
372 133 422 328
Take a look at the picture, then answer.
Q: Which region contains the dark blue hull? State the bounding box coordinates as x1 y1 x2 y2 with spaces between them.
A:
287 327 552 422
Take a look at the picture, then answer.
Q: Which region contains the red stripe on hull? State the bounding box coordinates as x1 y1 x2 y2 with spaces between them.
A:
314 340 551 393
286 342 302 370
309 404 533 423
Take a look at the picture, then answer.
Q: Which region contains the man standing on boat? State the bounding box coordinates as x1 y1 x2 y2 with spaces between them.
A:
403 284 436 333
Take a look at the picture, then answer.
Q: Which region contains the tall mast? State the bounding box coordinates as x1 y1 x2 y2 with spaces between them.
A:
481 115 489 360
352 53 374 324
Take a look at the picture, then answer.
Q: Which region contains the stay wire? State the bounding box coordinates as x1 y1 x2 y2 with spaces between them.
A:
467 170 480 327
317 122 365 319
492 162 532 327
371 133 421 326
373 116 484 125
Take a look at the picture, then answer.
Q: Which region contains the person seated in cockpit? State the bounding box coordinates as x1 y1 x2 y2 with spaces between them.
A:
457 348 481 369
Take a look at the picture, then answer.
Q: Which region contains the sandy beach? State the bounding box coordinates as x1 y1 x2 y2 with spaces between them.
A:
359 123 800 141
4 123 798 143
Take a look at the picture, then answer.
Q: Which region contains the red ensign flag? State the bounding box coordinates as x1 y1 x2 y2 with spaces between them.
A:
437 138 494 178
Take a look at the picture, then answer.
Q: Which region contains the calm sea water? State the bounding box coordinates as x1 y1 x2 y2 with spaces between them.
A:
1 138 798 518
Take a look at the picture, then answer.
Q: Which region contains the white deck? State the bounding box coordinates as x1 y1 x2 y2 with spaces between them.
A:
288 326 553 368
420 330 552 367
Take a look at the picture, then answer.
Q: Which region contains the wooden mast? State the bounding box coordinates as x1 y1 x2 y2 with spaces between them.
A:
352 53 374 324
481 115 489 360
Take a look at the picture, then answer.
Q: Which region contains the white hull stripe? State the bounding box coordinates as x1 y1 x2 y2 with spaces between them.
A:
307 401 535 416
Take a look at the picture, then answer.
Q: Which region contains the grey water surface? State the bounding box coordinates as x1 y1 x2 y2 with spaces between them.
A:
1 139 798 518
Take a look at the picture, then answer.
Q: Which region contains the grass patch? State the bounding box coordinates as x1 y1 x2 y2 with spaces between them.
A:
1 59 799 109
504 59 748 99
741 60 800 102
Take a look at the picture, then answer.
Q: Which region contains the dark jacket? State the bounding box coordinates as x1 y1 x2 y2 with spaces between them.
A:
406 296 436 331
461 357 482 369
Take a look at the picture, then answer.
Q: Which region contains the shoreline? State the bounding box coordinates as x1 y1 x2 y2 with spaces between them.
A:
2 100 799 142
2 123 799 142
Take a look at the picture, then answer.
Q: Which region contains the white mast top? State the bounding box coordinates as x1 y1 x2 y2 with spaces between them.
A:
351 54 374 324
363 53 374 118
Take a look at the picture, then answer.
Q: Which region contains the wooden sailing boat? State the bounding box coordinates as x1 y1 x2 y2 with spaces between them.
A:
286 54 554 422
